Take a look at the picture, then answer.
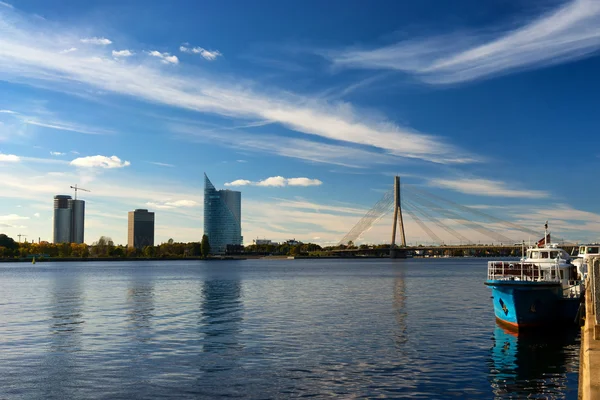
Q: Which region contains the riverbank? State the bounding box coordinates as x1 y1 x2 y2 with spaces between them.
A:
0 256 255 262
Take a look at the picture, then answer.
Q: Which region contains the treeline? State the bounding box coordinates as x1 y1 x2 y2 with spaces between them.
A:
0 233 326 258
0 234 211 259
243 242 322 256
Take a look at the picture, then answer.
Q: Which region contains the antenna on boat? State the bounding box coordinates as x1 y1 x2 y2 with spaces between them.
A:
544 220 549 247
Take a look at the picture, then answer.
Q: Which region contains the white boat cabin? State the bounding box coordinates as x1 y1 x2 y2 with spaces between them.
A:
523 247 571 263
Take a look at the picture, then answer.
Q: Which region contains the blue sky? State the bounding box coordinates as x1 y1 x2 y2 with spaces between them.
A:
1 0 600 246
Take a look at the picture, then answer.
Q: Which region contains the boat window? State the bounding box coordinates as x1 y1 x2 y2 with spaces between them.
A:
580 247 586 254
530 251 539 259
550 251 559 258
540 252 549 259
589 247 599 254
560 270 564 280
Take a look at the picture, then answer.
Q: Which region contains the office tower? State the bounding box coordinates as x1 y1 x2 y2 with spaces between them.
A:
70 199 85 244
203 173 242 254
53 195 72 244
128 209 155 249
53 195 86 244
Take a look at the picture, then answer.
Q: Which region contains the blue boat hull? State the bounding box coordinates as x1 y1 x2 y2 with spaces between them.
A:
485 280 577 329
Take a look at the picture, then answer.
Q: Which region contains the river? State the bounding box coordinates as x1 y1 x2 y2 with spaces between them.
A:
0 258 580 399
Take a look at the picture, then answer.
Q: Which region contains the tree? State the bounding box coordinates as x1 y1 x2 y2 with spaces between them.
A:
0 234 17 251
143 245 155 258
201 235 210 257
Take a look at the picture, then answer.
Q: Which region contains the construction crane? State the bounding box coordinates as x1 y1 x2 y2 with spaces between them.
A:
17 234 27 243
70 184 90 200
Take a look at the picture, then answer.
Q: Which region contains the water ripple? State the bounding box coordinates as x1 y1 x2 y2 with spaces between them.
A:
0 259 579 399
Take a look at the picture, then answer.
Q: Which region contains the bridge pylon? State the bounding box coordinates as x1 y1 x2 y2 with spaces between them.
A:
390 176 407 258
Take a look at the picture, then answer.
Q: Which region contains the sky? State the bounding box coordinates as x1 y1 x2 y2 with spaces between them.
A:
1 0 600 246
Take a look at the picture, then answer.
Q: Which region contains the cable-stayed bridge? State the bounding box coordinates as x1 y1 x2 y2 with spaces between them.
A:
337 177 568 258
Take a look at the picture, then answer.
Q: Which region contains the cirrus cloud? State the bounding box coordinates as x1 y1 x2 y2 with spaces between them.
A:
70 155 131 169
146 199 198 209
429 178 549 199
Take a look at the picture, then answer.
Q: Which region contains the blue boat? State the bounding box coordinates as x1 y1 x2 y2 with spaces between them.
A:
485 224 584 329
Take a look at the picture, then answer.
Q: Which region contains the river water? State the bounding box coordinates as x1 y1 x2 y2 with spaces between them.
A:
0 258 579 399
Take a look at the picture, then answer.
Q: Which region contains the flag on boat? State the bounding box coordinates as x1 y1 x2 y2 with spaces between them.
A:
537 234 550 247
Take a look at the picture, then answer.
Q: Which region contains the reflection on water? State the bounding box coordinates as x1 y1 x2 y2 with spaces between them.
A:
44 272 86 399
199 279 243 353
126 278 155 335
489 324 579 398
393 270 408 349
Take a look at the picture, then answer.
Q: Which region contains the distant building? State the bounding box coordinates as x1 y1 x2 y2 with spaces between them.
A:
71 199 85 244
254 239 276 246
53 195 72 244
53 195 86 244
286 239 300 246
128 209 155 249
204 173 243 254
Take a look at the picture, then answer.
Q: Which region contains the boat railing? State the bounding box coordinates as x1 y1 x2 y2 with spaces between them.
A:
487 260 562 282
563 281 584 298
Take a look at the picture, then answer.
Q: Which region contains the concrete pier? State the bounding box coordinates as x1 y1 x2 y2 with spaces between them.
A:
579 257 600 399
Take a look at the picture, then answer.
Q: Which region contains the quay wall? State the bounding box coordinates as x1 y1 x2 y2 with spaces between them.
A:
580 257 600 399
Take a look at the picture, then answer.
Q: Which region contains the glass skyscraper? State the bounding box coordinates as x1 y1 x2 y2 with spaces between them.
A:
203 173 242 254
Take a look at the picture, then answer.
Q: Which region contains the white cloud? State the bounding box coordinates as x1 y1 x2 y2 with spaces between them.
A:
0 153 20 162
0 9 476 165
146 199 198 209
0 1 13 9
0 109 17 114
33 212 40 217
59 47 77 54
256 176 287 187
112 49 133 57
287 177 323 187
429 178 549 199
179 45 222 61
49 151 65 156
80 37 112 45
236 159 247 163
225 176 323 187
70 155 131 169
147 50 179 64
0 214 29 221
70 150 80 154
328 0 600 84
224 179 252 187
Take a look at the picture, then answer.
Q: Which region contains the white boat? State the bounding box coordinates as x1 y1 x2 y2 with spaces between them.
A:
485 223 584 328
571 244 600 280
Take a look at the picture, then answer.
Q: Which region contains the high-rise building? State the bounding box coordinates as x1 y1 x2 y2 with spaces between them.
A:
70 199 85 244
53 195 72 244
128 209 155 249
53 195 86 244
203 173 242 254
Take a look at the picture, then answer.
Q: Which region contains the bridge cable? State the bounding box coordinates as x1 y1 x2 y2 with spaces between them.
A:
337 189 394 245
402 203 443 245
404 189 514 244
403 198 473 244
406 185 546 238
